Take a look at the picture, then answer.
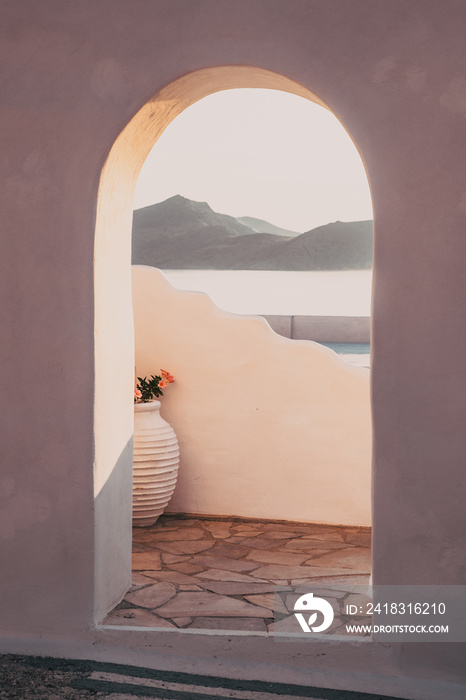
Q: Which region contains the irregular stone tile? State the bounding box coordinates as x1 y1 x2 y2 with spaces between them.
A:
280 539 349 551
104 608 176 628
156 592 274 618
161 552 188 564
188 555 262 573
344 593 374 612
267 615 301 633
250 565 356 580
284 592 341 615
131 551 162 571
127 587 148 598
291 574 370 586
223 536 249 543
196 569 269 583
150 525 183 532
297 549 340 560
142 570 203 585
190 617 267 631
303 547 371 572
229 532 262 539
324 613 351 635
257 531 297 540
208 542 250 558
149 527 207 541
245 550 309 566
132 530 163 542
125 581 177 609
293 585 353 598
171 617 193 627
132 542 150 553
201 521 233 539
132 531 177 546
168 562 205 574
239 538 284 550
155 540 215 555
278 613 348 636
343 531 372 547
244 593 288 615
231 521 265 529
300 531 345 542
199 582 292 596
179 584 204 591
113 600 134 611
293 526 333 535
131 572 155 590
230 527 264 536
271 579 290 585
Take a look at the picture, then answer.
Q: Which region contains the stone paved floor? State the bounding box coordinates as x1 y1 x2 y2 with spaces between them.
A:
104 515 371 633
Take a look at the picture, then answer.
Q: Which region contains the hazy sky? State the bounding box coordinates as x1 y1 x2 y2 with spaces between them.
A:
133 88 373 233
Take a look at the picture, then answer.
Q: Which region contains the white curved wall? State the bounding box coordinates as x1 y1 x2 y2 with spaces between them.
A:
132 265 371 526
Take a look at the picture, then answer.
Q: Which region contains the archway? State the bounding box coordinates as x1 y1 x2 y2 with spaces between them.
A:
94 66 372 622
133 86 373 363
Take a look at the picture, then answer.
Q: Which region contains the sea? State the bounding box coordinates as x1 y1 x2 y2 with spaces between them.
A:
162 269 372 317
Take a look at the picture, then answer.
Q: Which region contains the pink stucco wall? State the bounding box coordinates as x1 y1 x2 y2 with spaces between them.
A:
1 0 465 692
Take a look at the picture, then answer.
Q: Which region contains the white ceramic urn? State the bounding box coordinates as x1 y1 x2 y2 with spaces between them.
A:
132 400 180 527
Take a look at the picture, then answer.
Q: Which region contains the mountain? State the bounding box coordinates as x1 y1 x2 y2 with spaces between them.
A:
132 195 373 270
133 195 254 239
236 216 298 238
263 220 374 270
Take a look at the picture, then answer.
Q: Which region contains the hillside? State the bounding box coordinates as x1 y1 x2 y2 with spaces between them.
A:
236 216 297 238
132 195 373 270
263 220 374 270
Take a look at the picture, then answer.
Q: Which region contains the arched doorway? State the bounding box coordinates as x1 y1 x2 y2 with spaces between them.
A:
93 66 372 622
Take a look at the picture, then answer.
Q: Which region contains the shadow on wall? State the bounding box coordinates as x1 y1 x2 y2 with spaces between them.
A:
94 436 133 623
132 265 372 527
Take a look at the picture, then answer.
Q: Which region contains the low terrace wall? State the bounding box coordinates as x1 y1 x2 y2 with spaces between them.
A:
132 265 372 526
263 315 370 343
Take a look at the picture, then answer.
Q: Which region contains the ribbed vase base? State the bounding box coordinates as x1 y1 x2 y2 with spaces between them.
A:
132 400 180 528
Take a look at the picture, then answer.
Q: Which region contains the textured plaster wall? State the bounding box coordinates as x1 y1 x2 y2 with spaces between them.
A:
0 0 465 689
132 266 371 525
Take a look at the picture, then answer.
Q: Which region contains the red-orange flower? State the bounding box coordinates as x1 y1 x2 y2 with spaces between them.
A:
135 371 174 402
159 369 175 388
